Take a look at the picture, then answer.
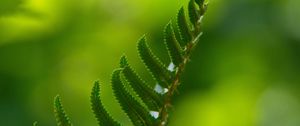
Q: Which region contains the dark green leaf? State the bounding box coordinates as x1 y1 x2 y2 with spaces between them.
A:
137 36 172 88
54 95 72 126
119 55 128 68
91 81 121 126
177 7 192 46
188 0 200 26
119 56 163 110
164 22 184 66
111 69 155 126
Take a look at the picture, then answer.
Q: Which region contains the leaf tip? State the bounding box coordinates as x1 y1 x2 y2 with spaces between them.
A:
120 55 129 68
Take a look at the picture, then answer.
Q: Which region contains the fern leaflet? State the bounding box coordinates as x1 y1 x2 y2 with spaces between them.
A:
91 81 121 126
54 95 72 126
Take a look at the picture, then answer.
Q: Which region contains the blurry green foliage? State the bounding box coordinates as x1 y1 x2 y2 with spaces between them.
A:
0 0 23 15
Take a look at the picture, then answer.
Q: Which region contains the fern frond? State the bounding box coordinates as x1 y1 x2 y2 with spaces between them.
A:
119 55 163 111
177 7 192 46
54 95 72 126
164 22 183 66
46 0 209 125
137 36 172 88
91 81 121 126
111 69 155 126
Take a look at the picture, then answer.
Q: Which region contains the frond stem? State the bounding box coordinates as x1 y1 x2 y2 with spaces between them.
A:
158 6 206 125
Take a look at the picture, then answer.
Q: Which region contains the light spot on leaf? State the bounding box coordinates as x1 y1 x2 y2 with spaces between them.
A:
150 111 159 119
167 62 175 72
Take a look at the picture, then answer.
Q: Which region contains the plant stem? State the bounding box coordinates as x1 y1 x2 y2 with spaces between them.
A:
158 41 196 126
158 4 207 125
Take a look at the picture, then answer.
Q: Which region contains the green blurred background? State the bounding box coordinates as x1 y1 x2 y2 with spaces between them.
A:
1 0 300 125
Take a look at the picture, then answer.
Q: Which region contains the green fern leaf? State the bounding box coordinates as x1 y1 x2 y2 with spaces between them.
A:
44 1 209 125
188 0 200 26
177 7 192 46
164 22 184 66
54 95 72 126
111 69 155 126
119 55 163 111
91 81 121 126
137 36 172 88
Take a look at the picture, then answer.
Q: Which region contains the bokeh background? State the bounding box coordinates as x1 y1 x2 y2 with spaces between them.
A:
1 0 300 125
